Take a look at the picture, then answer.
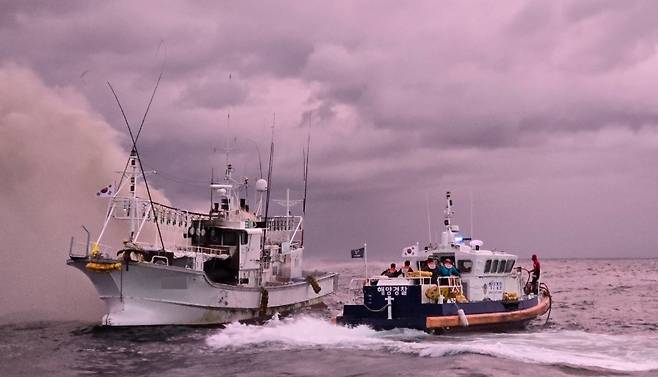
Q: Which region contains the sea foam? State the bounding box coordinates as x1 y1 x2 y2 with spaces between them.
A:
206 316 658 372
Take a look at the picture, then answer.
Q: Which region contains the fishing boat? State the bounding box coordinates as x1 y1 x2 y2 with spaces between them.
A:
336 192 550 332
66 89 337 326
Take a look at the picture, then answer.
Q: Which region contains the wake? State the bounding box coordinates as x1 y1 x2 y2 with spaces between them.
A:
206 315 658 372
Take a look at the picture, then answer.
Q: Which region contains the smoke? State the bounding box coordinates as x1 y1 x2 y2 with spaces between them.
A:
0 63 136 323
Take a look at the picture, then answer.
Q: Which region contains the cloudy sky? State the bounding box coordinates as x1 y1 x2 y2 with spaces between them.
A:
3 0 658 270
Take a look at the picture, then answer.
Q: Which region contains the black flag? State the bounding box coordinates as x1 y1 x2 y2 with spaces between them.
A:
350 247 365 259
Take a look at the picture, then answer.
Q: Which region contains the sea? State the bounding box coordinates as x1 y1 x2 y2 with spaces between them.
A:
1 259 657 377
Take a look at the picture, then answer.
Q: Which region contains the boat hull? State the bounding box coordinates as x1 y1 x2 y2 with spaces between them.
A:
67 258 338 326
336 284 550 332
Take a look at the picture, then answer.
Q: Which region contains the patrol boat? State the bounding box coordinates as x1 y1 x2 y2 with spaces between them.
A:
67 146 338 326
336 192 550 332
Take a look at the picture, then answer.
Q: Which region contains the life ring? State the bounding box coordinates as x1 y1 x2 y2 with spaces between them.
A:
425 285 440 300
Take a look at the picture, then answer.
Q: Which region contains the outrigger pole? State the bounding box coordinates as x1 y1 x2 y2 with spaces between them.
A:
301 112 311 246
262 114 275 248
107 75 166 253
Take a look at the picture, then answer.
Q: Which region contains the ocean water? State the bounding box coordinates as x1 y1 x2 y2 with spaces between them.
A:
1 259 657 377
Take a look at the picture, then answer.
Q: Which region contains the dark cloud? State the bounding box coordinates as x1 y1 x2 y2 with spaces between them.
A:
2 0 658 301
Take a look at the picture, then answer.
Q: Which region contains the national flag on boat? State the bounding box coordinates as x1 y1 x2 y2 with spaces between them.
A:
402 244 418 257
350 247 365 258
96 184 115 197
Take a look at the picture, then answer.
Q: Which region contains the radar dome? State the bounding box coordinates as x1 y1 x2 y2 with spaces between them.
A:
256 178 268 192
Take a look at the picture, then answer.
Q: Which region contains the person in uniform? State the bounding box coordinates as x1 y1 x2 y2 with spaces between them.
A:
400 260 414 276
422 257 439 284
439 258 460 277
381 263 401 278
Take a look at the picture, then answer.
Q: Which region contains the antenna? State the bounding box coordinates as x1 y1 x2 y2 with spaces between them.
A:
210 167 214 212
107 79 166 252
426 192 432 244
470 188 474 238
225 112 231 170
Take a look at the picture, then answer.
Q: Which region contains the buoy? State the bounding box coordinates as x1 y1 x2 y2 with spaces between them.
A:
306 276 321 294
457 308 469 327
90 243 101 258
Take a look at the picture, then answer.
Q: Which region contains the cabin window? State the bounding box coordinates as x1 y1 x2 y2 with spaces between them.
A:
457 260 473 273
484 259 492 273
223 231 238 246
497 260 507 273
491 260 499 274
505 259 515 273
241 232 248 245
208 228 221 244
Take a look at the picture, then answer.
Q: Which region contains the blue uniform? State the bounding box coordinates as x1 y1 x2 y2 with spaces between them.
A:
439 265 460 277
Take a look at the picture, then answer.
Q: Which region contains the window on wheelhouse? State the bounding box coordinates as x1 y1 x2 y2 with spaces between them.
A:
497 260 507 273
491 260 499 274
458 260 473 273
222 231 238 246
505 259 515 273
192 227 243 247
484 259 492 273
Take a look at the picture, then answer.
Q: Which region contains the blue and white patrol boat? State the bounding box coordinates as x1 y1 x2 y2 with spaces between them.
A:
336 192 550 332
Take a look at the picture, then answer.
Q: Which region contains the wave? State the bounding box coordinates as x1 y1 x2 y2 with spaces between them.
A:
206 315 658 372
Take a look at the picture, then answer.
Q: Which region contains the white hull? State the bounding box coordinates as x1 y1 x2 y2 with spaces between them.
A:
68 258 338 326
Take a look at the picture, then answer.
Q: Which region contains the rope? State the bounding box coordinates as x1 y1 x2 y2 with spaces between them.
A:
362 302 390 313
540 282 552 326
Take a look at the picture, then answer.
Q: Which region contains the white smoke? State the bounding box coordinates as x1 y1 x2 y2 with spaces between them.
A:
0 63 146 322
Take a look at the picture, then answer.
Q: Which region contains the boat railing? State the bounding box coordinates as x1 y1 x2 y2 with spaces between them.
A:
174 244 230 257
267 216 302 232
68 238 116 259
436 276 464 297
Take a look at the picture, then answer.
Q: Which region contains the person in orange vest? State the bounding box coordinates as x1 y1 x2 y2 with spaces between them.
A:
400 260 414 276
381 263 401 278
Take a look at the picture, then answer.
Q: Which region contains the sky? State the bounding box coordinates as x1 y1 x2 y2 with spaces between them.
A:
2 0 658 305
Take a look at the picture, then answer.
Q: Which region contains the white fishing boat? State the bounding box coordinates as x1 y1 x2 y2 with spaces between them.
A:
67 100 337 326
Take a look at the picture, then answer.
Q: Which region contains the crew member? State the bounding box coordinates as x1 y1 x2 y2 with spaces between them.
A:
400 260 414 276
422 257 439 284
381 263 401 278
439 258 460 277
530 254 541 294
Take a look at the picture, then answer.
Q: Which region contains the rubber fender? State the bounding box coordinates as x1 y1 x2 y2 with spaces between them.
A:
306 276 321 294
259 287 269 317
457 308 469 327
85 262 122 272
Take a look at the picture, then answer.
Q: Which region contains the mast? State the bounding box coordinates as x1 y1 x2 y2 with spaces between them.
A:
441 191 455 248
107 80 166 252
